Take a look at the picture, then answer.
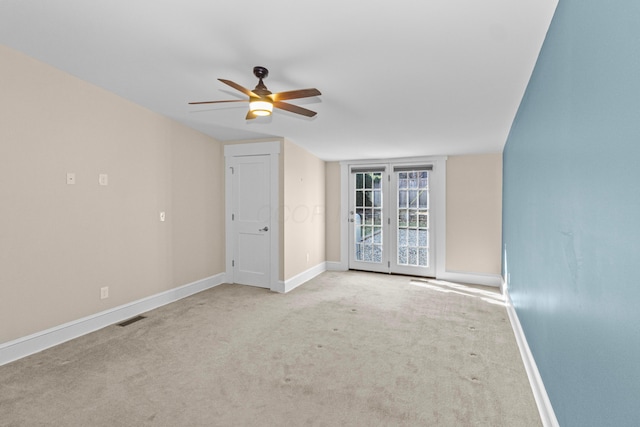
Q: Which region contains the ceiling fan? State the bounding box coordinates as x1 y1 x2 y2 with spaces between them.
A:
189 66 321 120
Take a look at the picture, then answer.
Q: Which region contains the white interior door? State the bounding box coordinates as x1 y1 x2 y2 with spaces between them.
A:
348 163 436 277
230 154 271 288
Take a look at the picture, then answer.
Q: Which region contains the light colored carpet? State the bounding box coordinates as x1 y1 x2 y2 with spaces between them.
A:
0 271 540 426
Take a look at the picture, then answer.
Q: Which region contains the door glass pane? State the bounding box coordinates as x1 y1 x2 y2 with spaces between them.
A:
373 209 382 226
373 190 382 207
354 171 383 264
398 209 408 227
419 247 428 266
396 169 430 267
409 190 418 208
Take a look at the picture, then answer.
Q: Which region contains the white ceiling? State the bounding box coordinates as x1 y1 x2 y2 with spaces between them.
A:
0 0 557 161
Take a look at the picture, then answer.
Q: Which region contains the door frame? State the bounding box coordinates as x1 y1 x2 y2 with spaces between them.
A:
339 156 447 277
224 141 280 291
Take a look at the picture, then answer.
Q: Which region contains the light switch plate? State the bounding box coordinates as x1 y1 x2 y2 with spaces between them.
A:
160 211 166 222
66 172 75 185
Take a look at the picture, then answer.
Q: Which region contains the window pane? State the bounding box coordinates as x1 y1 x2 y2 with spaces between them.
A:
374 209 382 226
419 248 428 266
418 230 428 247
363 244 372 262
373 227 382 243
398 228 407 246
373 190 382 207
373 176 382 189
408 229 417 246
409 210 418 227
408 247 418 265
398 190 407 207
409 190 418 208
418 212 429 228
398 209 408 227
419 190 428 209
398 247 408 265
373 244 382 263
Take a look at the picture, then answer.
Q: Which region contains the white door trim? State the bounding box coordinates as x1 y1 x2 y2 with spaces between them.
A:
339 156 447 277
224 141 280 291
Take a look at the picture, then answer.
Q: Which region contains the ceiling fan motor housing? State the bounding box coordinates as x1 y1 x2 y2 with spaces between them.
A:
252 66 271 96
253 66 269 79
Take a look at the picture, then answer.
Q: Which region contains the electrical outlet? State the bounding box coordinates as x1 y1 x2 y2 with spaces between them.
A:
99 174 108 186
100 286 109 299
160 211 166 222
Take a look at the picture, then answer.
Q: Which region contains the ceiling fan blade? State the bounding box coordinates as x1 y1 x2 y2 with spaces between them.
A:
188 99 247 105
269 88 321 102
219 79 259 98
245 111 257 120
273 101 317 117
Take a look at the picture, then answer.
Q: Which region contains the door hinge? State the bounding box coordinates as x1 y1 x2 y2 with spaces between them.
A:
232 213 235 221
388 175 390 182
232 260 235 267
388 261 391 268
230 166 234 174
388 218 390 225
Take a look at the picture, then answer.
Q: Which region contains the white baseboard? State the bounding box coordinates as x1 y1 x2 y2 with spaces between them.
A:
326 261 348 272
0 273 225 367
504 289 559 427
436 271 502 287
273 262 327 293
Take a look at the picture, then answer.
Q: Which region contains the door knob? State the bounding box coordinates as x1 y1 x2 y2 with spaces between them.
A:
259 226 269 232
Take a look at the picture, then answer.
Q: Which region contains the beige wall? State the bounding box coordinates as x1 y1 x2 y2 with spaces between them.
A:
282 140 326 280
0 45 224 343
445 153 502 275
325 162 342 262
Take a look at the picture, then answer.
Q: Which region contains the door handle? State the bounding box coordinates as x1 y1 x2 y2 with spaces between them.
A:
259 226 269 232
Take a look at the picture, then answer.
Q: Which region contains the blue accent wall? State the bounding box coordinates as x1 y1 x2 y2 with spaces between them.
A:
503 1 640 426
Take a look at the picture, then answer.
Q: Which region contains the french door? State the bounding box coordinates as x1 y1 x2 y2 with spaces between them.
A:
348 164 435 277
349 167 387 273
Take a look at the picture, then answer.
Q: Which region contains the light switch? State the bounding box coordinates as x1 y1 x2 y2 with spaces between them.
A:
160 212 166 222
66 173 76 185
99 174 108 186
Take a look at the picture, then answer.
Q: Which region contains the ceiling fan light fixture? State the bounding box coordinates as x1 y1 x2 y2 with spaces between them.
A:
189 67 320 120
249 99 273 116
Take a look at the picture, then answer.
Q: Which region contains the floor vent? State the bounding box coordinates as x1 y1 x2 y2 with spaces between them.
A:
118 315 147 327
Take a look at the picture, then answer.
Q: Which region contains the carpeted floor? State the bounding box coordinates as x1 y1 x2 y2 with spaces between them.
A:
0 271 541 426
